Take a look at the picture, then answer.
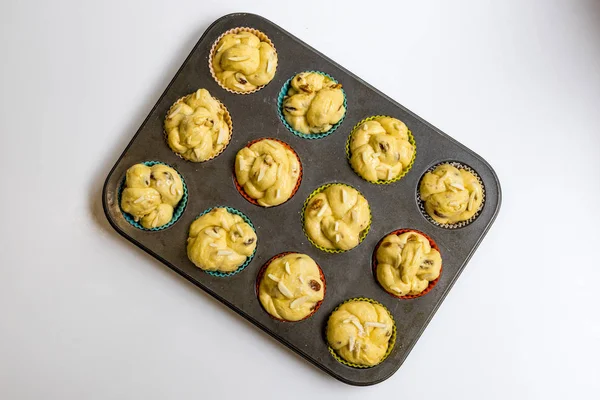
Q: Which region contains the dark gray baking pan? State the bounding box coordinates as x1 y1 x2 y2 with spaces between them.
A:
102 12 501 386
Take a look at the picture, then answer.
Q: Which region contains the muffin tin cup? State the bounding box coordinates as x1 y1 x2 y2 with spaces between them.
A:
326 297 397 369
118 161 188 231
255 251 326 322
209 27 277 95
301 183 372 254
345 115 417 184
189 206 257 277
372 229 443 300
417 161 486 229
233 138 303 207
163 92 233 163
277 71 347 140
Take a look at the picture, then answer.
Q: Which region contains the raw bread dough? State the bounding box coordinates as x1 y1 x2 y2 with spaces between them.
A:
303 184 370 251
120 163 184 229
212 31 277 92
235 139 300 207
164 89 230 162
376 231 442 296
187 208 257 273
326 300 394 366
282 72 345 134
349 117 415 182
258 253 324 321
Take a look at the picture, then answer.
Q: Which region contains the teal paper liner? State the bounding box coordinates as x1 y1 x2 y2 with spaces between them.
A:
277 71 347 140
191 206 257 277
118 161 188 231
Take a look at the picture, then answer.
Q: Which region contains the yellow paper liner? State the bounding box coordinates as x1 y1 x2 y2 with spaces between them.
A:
255 252 326 322
372 229 442 299
326 297 397 369
301 183 372 254
233 138 302 207
209 27 278 95
417 162 486 229
345 115 416 184
163 90 233 162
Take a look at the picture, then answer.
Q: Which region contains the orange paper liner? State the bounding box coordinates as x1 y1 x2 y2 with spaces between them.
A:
209 27 277 95
163 90 233 162
372 229 442 299
255 252 326 322
233 138 302 207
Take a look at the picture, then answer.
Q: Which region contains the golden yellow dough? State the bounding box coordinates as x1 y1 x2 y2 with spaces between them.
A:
303 184 370 251
187 208 257 273
258 253 324 321
419 164 484 225
212 31 277 92
235 139 300 207
376 231 442 296
120 164 184 229
164 89 230 162
326 300 394 366
349 117 415 182
282 72 345 134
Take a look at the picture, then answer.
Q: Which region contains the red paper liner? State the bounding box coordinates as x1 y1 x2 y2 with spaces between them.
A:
255 252 326 322
372 229 442 300
233 138 303 207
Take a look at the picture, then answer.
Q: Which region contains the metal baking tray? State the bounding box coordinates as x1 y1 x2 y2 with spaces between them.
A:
102 12 501 386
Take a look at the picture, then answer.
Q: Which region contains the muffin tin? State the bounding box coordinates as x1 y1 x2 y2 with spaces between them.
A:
102 13 501 386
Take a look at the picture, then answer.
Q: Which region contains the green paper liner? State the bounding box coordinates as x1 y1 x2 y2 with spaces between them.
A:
233 138 303 207
345 115 416 184
416 161 486 229
163 90 233 162
326 297 397 369
255 252 326 322
209 27 277 95
188 206 257 277
301 183 371 254
372 229 442 299
118 161 188 231
277 71 347 140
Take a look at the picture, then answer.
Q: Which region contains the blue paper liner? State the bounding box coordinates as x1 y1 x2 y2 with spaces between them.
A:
190 206 257 277
277 71 347 140
118 161 188 231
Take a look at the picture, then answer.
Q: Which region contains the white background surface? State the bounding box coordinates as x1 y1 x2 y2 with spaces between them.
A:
1 0 599 399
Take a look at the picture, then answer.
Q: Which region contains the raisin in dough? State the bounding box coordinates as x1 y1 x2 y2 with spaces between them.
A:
282 72 345 134
349 117 415 182
164 89 230 162
303 184 370 251
187 208 257 273
376 231 442 296
419 164 483 225
235 139 300 207
212 31 277 92
327 300 394 366
258 253 325 321
120 163 184 229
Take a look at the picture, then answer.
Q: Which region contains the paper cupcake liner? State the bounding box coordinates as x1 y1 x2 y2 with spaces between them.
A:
301 183 371 254
345 115 416 184
326 297 397 369
233 138 303 207
209 27 277 95
416 161 486 229
164 91 233 163
118 161 188 231
372 229 442 300
277 71 347 140
255 252 326 322
190 206 257 277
